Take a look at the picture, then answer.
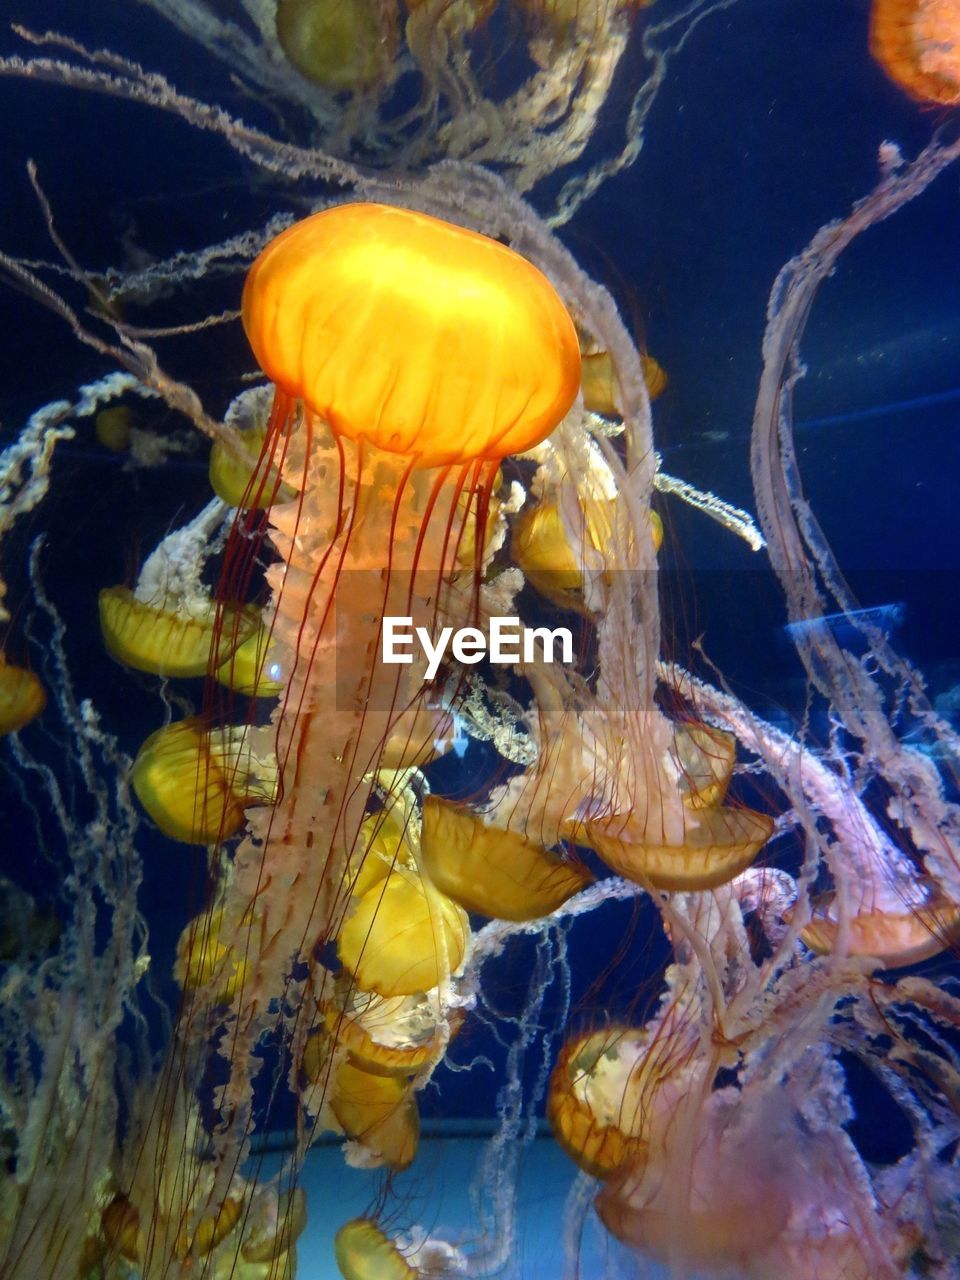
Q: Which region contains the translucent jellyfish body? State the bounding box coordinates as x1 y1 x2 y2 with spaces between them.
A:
870 0 960 103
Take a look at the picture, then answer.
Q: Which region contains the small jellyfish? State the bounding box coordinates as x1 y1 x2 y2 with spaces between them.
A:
511 491 663 613
0 655 45 735
580 348 667 418
175 907 248 1004
99 586 259 678
420 795 593 920
131 718 278 844
209 421 296 511
94 404 134 453
214 622 286 698
337 855 470 997
576 798 773 891
802 895 960 967
335 1217 416 1280
275 0 400 92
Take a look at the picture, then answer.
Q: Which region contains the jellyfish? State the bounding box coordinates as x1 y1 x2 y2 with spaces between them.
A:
870 0 960 104
2 10 960 1279
120 198 585 1256
275 0 400 93
0 656 45 735
212 194 581 989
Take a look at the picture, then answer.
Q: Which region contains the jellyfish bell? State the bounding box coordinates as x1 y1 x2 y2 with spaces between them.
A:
210 199 582 971
580 347 667 419
99 586 261 679
0 655 45 735
94 404 133 453
240 202 581 469
420 795 594 920
596 1081 921 1280
801 893 960 968
334 1217 416 1280
275 0 400 93
130 718 279 844
870 0 960 104
209 422 297 512
573 800 773 892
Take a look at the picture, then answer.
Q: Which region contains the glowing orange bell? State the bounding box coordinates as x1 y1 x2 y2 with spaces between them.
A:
870 0 960 104
242 203 581 467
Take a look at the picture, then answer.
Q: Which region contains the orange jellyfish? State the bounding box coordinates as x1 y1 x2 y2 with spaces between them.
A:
241 202 580 467
870 0 960 104
176 200 580 1208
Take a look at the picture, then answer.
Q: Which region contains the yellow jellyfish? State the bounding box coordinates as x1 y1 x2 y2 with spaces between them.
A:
175 1197 243 1261
240 1189 306 1268
99 586 259 678
0 655 45 735
420 796 593 919
208 423 296 512
337 859 470 997
547 1027 653 1178
275 0 399 92
175 907 247 1004
335 1218 416 1280
320 982 459 1078
673 724 737 809
95 404 134 453
301 1028 420 1169
131 718 278 844
580 349 668 418
100 1195 143 1264
512 495 663 613
547 1006 696 1180
870 0 960 104
214 623 285 698
576 803 773 891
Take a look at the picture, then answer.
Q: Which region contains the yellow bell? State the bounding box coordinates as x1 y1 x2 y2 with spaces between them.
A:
215 624 285 697
208 426 296 511
334 1218 416 1280
338 863 469 997
580 350 668 418
131 719 277 844
673 725 736 810
99 586 258 678
175 908 247 1003
547 1028 652 1179
802 899 960 968
0 656 45 735
329 1059 420 1170
420 797 592 920
578 804 773 892
275 0 397 92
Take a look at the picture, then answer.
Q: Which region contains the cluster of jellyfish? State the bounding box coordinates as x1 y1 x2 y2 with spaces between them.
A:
1 0 960 1278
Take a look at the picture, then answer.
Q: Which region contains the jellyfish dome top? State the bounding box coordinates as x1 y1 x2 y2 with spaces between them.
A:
1 5 960 1280
241 203 582 467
